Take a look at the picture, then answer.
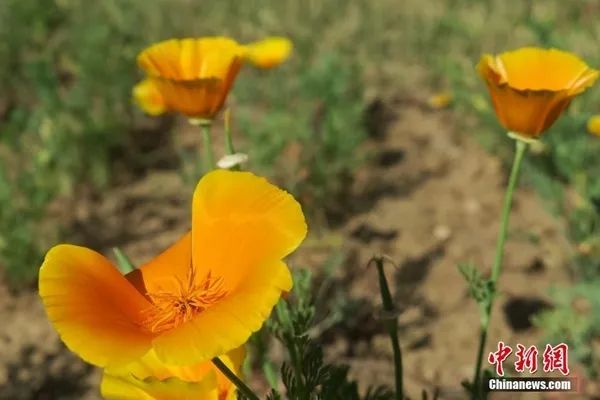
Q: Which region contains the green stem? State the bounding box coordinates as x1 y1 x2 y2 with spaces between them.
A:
113 247 134 274
212 357 260 400
201 122 214 172
471 138 528 399
224 120 235 156
223 109 241 171
372 256 403 400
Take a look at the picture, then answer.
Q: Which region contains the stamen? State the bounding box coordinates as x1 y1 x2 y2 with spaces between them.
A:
141 267 227 334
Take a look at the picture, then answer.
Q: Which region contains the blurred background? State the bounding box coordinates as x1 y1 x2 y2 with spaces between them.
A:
1 0 600 398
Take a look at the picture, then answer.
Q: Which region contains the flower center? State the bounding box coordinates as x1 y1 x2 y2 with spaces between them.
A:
141 267 227 334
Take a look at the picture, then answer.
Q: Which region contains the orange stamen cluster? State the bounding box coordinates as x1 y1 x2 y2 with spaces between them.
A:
142 268 227 334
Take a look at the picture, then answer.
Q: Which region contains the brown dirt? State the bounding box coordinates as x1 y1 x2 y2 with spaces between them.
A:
0 98 597 399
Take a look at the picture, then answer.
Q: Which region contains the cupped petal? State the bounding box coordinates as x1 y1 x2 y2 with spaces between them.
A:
191 169 307 292
478 47 599 92
103 345 245 400
128 232 192 296
133 79 167 116
149 73 241 119
39 245 153 367
244 37 293 69
152 259 292 365
482 82 572 138
137 37 243 81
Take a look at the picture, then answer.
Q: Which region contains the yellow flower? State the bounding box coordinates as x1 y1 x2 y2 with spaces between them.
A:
101 346 245 400
427 91 453 109
39 170 307 367
477 47 599 141
134 37 292 118
586 115 600 137
243 37 292 69
133 79 167 116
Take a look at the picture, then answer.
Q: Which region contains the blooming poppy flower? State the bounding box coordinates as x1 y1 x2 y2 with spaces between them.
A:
477 47 599 141
134 36 292 119
101 346 245 400
39 170 307 367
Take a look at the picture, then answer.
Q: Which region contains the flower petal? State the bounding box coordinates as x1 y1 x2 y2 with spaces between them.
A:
152 259 292 365
133 79 167 116
244 37 293 69
39 245 153 367
101 371 218 400
482 83 571 138
128 232 193 296
479 47 599 92
138 37 243 81
191 169 306 292
102 345 245 400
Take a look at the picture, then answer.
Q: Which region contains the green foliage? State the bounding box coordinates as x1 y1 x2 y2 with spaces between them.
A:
263 270 394 400
0 0 371 284
533 281 600 377
458 263 494 325
237 53 366 219
419 0 600 373
0 0 142 284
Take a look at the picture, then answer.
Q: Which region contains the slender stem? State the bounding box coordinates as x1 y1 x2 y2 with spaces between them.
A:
212 357 260 400
491 139 528 282
372 256 403 400
224 108 236 156
201 122 215 172
223 108 242 171
471 139 528 399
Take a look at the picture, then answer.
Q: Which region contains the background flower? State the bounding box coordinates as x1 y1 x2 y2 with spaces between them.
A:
134 37 293 118
477 47 598 140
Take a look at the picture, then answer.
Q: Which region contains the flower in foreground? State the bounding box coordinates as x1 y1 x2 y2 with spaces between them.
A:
101 346 245 400
477 47 599 141
39 170 307 367
134 36 292 119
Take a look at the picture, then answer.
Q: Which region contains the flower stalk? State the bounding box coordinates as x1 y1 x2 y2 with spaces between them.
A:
190 119 215 172
471 138 528 399
212 357 260 400
224 108 236 156
371 255 404 400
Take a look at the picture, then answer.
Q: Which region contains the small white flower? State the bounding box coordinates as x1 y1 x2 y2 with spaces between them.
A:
217 153 249 169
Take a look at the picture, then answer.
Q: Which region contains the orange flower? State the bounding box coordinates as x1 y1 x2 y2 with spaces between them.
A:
135 37 292 119
39 170 307 367
477 47 599 141
101 346 245 400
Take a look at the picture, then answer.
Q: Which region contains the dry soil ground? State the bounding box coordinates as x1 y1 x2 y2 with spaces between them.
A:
0 96 597 399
